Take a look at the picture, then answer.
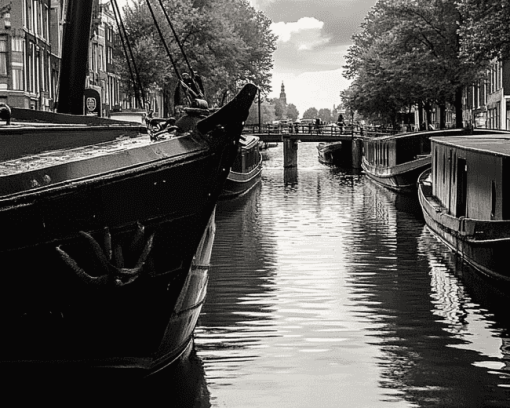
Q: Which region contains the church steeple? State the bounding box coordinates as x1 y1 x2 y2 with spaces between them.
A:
279 82 287 105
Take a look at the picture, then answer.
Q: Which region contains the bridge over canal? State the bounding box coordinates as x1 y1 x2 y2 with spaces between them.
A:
242 124 366 168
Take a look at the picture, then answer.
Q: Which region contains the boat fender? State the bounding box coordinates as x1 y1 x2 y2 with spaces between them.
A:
191 99 209 109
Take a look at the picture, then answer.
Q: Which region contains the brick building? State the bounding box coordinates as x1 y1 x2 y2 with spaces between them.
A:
0 0 128 117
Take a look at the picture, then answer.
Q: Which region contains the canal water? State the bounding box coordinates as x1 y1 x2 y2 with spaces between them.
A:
193 142 510 407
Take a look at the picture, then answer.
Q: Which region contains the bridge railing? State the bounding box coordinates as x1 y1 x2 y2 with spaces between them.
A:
243 123 361 136
243 123 402 137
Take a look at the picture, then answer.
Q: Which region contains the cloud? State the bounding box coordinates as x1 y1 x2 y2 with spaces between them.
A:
260 0 376 47
271 17 329 50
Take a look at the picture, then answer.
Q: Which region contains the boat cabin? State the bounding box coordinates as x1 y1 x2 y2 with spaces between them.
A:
431 135 510 221
232 134 261 173
363 133 431 168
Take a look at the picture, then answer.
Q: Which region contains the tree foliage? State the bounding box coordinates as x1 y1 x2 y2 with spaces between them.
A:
245 99 275 124
342 0 481 128
269 98 286 119
318 108 332 122
302 107 318 119
114 0 276 109
458 0 510 63
286 103 299 121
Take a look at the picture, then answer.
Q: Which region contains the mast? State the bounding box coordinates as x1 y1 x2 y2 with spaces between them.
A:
57 0 94 115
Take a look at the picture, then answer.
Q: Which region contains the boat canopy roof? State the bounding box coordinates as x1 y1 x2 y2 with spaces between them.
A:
239 134 259 149
431 135 510 158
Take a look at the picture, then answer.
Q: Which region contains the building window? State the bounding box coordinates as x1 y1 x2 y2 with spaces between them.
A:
33 0 39 35
0 37 7 75
99 44 104 71
43 4 49 40
25 0 32 31
12 69 23 90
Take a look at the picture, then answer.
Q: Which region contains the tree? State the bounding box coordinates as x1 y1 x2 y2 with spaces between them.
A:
302 107 318 119
286 104 299 121
458 0 510 63
115 0 276 111
245 99 275 125
269 98 286 119
318 108 332 123
343 0 480 128
112 1 168 108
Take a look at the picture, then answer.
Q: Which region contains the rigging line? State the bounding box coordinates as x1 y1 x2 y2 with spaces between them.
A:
144 0 197 102
111 0 143 108
112 0 146 108
155 0 204 99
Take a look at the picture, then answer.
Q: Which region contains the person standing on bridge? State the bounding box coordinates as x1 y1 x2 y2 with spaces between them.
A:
315 118 321 135
337 113 344 134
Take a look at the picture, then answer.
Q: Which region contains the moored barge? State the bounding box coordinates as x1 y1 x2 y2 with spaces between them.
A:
221 134 262 198
362 129 509 193
418 134 510 284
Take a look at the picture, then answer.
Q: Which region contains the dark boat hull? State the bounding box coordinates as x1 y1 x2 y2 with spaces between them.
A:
221 134 262 199
0 84 258 374
221 155 262 198
418 169 510 284
317 142 343 165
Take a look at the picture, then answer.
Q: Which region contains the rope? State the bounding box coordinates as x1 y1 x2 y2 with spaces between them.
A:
111 0 146 108
155 0 204 99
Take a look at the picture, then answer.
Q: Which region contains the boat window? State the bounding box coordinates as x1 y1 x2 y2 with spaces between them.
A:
492 180 497 219
449 149 452 187
453 152 456 184
443 152 446 184
434 148 438 186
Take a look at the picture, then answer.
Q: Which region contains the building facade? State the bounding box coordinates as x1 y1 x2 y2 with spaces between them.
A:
0 0 131 117
463 59 510 130
0 0 61 110
89 0 122 117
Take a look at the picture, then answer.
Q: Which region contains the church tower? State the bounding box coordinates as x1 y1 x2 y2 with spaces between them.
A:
279 82 287 105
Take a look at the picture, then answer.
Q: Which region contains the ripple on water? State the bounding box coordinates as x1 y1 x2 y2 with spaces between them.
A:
196 143 510 408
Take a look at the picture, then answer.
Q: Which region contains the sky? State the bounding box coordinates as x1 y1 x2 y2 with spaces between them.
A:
116 0 378 117
251 0 378 116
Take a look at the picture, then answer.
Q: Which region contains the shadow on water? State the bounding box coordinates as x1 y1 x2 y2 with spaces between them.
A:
2 345 211 407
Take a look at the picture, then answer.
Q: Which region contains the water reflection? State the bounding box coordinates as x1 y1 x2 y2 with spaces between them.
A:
196 143 510 407
419 229 510 404
346 179 510 407
196 183 279 384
